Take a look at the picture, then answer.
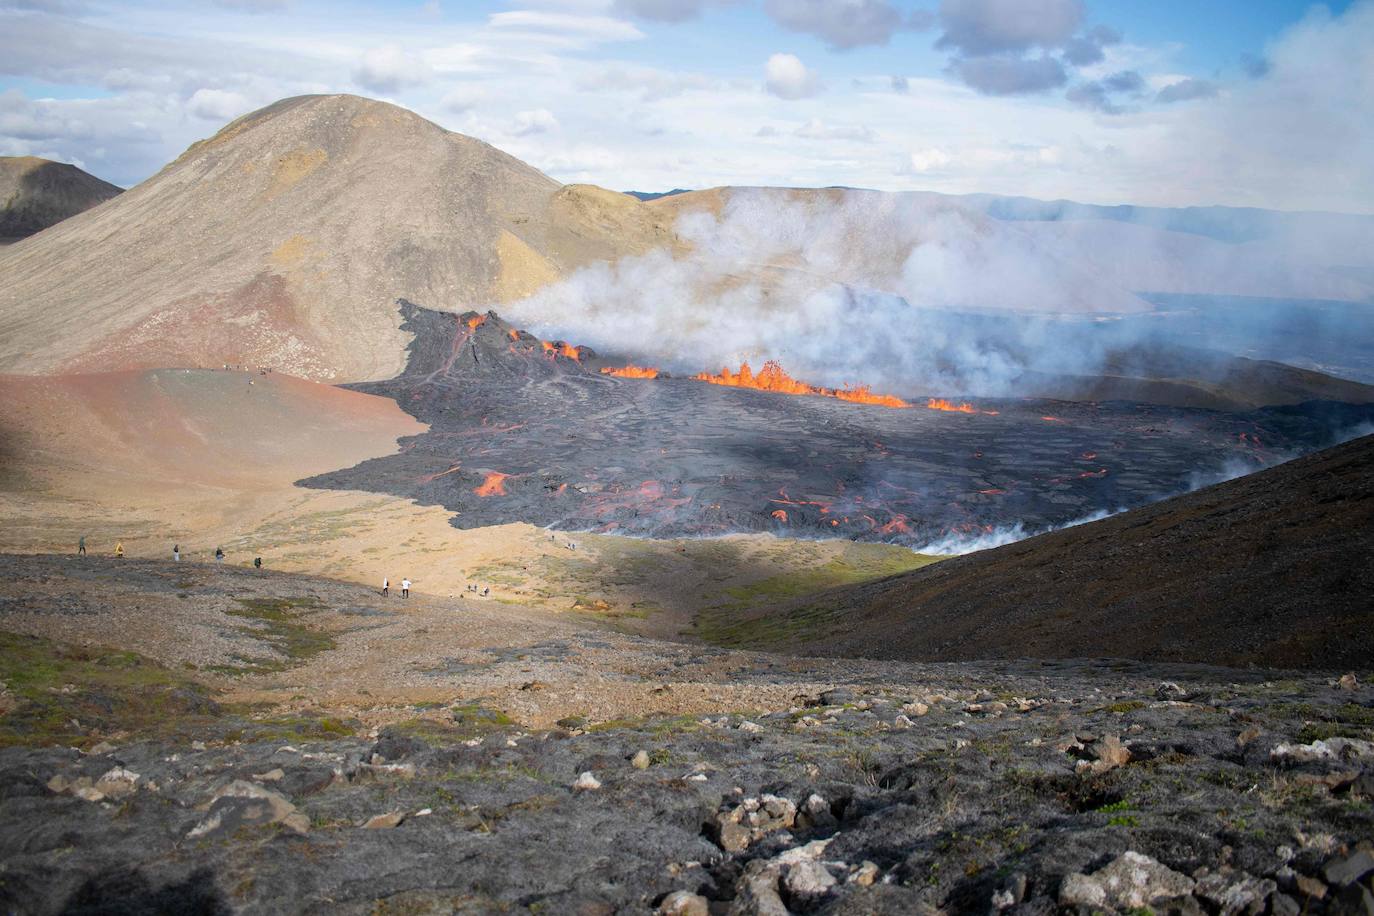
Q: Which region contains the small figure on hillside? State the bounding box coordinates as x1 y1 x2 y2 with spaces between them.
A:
481 586 489 597
253 557 262 570
215 547 224 563
114 542 124 559
382 576 390 597
173 544 180 562
78 535 86 556
401 578 411 599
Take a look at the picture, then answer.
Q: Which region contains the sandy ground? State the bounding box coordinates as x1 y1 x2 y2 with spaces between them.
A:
0 368 930 645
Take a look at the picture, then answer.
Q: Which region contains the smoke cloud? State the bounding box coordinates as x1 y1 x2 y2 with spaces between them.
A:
500 188 1374 396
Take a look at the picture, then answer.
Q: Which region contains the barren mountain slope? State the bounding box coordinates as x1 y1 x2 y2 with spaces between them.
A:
0 95 674 381
696 433 1374 670
0 157 121 243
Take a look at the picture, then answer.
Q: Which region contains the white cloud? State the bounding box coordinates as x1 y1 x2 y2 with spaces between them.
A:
353 44 431 94
794 118 873 142
187 88 251 121
764 0 905 50
764 53 821 100
512 107 559 135
907 147 952 172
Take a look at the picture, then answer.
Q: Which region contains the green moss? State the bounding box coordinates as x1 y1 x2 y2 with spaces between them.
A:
0 631 222 748
215 597 336 675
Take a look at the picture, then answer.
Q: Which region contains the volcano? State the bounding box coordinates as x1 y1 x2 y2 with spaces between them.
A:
300 300 1374 544
0 95 675 381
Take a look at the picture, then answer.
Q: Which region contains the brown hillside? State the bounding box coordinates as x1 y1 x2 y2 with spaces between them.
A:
698 434 1374 670
0 156 121 243
0 95 674 382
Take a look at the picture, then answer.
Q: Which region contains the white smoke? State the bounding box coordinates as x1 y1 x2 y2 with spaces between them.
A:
914 508 1119 556
499 187 1374 396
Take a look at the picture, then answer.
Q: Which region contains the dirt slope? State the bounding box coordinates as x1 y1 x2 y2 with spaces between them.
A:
0 156 121 243
0 95 674 382
702 433 1374 670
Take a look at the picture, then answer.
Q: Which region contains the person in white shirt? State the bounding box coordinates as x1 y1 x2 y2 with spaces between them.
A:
382 577 389 597
401 578 411 599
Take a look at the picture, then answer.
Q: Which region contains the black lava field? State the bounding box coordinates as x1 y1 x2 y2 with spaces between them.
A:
301 301 1374 546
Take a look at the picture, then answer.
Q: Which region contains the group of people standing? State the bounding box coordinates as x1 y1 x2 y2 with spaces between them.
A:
382 576 412 598
77 538 259 569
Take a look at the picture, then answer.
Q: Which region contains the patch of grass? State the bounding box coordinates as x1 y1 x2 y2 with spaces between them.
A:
0 631 222 748
215 597 336 675
1103 700 1147 714
691 551 938 648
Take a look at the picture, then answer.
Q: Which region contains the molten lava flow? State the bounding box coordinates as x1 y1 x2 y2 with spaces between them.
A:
692 360 909 408
926 398 976 414
465 314 487 331
507 329 520 341
601 365 660 379
540 341 583 361
473 472 510 497
771 509 788 522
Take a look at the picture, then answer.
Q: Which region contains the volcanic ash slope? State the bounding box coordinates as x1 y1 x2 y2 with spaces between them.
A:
0 95 675 382
713 433 1374 670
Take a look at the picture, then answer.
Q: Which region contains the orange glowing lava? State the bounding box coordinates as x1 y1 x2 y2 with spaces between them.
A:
465 314 487 331
692 360 909 408
507 329 520 341
926 398 976 414
473 472 510 497
771 509 788 522
601 365 661 379
541 341 583 361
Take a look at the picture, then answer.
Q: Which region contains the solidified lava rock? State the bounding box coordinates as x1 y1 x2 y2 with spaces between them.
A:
299 299 1374 545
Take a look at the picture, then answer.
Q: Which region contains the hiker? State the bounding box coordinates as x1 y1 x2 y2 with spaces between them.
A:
481 586 489 597
254 557 262 570
215 547 224 563
114 542 124 558
401 578 411 599
382 576 390 597
173 544 180 562
78 535 86 556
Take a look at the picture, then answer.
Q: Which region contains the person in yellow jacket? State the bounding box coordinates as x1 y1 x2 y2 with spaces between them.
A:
114 542 124 558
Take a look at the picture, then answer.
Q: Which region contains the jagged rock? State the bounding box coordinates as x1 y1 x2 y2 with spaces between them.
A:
188 780 308 838
902 701 930 716
848 861 880 886
729 867 789 916
1296 875 1329 899
1333 882 1374 915
573 771 602 791
796 793 836 831
1195 870 1276 915
1236 726 1263 747
363 811 406 829
1089 734 1132 774
252 768 284 782
87 741 118 755
714 819 751 853
1338 673 1359 691
1060 852 1195 910
1324 850 1374 887
93 766 140 799
657 890 710 916
1273 739 1374 764
73 786 106 803
783 859 837 901
1271 893 1302 916
631 750 651 769
737 721 763 734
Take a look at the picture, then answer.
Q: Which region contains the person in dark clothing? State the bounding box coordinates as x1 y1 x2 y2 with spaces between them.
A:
215 547 224 563
254 557 262 570
78 536 86 556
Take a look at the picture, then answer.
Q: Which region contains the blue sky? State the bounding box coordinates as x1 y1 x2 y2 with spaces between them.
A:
2 0 1371 211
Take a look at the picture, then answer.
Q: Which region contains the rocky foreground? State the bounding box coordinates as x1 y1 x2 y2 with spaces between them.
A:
0 556 1371 914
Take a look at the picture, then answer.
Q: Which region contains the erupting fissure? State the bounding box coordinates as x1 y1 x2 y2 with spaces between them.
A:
692 361 910 409
600 365 660 379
